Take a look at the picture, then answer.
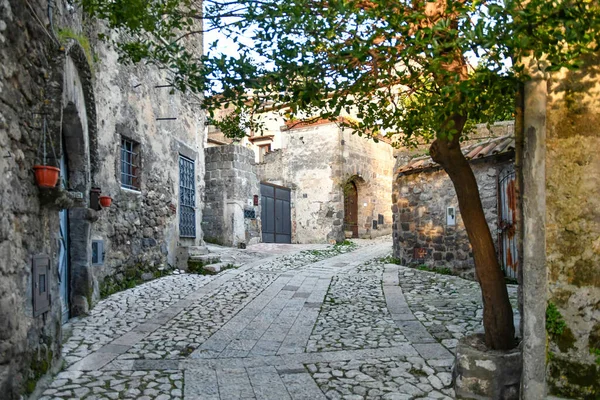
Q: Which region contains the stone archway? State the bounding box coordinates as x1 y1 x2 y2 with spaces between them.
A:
343 175 366 238
58 46 98 317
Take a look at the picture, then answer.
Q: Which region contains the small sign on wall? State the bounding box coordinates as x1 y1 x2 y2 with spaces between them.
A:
447 206 456 226
414 247 427 260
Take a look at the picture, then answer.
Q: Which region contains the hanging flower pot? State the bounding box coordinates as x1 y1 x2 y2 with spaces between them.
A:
33 114 60 189
33 165 60 188
99 195 112 208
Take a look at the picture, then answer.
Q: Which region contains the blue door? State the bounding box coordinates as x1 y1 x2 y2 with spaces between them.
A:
58 151 69 323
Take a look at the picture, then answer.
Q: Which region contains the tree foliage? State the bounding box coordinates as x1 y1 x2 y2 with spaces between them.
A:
79 0 599 350
80 0 598 144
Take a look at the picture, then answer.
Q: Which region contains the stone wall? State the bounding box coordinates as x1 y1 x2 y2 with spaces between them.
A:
256 122 395 243
1 2 64 396
341 129 395 238
392 159 510 278
89 30 204 292
256 123 344 243
545 52 600 398
0 1 204 397
203 145 261 247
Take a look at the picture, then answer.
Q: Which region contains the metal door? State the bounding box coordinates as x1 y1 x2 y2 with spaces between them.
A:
58 150 69 322
344 181 359 237
261 183 291 243
179 155 196 238
498 164 519 280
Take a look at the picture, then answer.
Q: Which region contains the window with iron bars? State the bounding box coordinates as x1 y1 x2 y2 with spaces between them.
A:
121 137 141 190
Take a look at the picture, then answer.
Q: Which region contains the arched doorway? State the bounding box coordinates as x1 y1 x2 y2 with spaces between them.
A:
57 48 97 318
344 181 359 238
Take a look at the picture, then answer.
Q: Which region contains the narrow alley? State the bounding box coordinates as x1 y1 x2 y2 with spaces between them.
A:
37 238 517 400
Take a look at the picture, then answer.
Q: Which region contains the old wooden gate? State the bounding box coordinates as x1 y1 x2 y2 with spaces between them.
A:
498 165 519 280
344 181 359 238
261 183 291 243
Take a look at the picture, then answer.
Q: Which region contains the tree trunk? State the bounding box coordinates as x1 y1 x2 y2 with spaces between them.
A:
430 119 516 351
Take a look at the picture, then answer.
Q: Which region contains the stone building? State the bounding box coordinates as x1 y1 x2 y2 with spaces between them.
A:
255 119 396 243
391 123 516 279
207 110 396 244
0 1 204 397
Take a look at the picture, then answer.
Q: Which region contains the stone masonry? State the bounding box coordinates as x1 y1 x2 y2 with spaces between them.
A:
203 145 261 247
0 1 204 397
256 121 395 243
392 160 510 279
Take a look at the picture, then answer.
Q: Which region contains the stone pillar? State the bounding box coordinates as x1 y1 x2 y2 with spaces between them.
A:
203 145 261 247
520 68 548 399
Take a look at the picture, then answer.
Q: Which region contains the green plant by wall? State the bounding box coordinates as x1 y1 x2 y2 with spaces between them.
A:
100 264 171 298
546 302 567 337
590 347 600 365
57 28 97 68
416 264 454 276
380 255 402 265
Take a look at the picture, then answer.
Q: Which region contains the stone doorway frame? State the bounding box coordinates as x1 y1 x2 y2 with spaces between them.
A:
343 175 366 238
46 43 99 318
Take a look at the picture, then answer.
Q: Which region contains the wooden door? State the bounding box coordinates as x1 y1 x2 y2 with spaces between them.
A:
344 182 358 238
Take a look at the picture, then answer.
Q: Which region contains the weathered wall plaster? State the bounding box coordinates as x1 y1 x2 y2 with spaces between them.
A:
256 122 395 243
545 52 600 398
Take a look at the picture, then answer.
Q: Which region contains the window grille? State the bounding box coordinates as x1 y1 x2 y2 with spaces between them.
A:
179 155 196 238
121 138 140 190
92 240 105 266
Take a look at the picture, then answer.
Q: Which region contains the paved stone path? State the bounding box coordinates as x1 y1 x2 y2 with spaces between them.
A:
39 238 518 400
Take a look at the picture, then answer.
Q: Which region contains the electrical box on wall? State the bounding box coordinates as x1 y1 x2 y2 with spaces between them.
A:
32 254 51 316
447 206 457 226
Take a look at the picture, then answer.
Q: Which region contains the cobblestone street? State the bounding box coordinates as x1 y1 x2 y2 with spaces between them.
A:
39 238 518 400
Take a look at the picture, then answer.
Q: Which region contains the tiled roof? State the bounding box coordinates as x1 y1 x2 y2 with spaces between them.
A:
397 135 515 175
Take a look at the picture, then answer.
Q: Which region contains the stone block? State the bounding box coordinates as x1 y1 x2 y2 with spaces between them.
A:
453 334 521 400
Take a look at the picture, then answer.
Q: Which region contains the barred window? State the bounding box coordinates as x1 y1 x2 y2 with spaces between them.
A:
121 137 141 190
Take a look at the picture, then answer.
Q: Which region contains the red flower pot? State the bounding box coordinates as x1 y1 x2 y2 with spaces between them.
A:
33 165 60 188
99 196 112 208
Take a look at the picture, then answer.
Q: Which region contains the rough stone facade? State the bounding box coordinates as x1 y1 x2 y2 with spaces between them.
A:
203 145 261 247
255 121 394 243
392 159 511 279
0 1 204 397
545 52 600 398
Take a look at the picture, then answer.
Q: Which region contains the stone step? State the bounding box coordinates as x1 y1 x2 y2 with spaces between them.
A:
202 262 226 274
187 246 209 256
189 254 221 265
202 262 239 274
